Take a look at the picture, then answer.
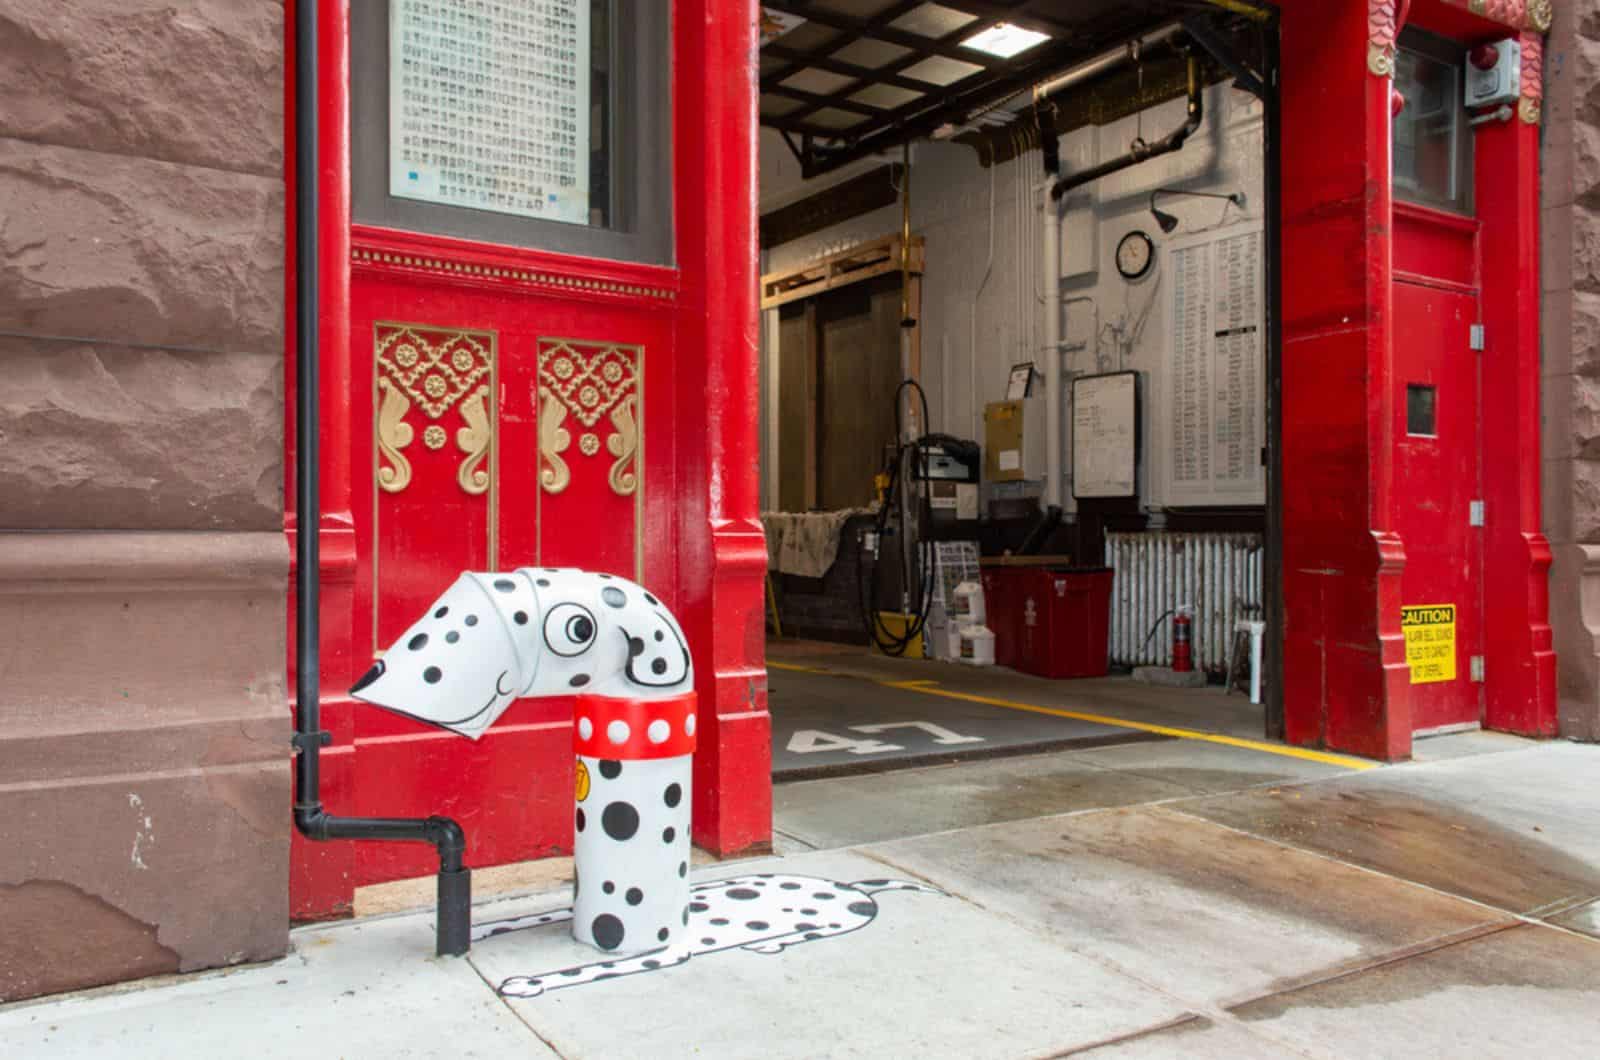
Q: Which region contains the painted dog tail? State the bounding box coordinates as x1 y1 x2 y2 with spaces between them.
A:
852 877 944 897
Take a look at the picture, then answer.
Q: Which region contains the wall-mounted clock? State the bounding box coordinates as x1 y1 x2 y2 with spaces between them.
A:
1116 230 1156 281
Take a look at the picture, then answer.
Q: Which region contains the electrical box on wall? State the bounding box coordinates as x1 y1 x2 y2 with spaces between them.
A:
983 398 1047 484
1465 39 1521 108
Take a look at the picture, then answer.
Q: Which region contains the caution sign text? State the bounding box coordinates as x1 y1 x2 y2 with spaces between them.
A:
1401 604 1456 684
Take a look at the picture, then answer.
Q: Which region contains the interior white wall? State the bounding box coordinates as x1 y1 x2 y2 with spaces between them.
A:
758 82 1266 512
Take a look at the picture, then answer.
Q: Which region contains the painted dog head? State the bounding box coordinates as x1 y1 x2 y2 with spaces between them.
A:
350 569 693 739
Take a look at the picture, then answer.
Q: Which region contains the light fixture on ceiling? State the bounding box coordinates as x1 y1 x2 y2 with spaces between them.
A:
1150 187 1246 234
962 22 1050 59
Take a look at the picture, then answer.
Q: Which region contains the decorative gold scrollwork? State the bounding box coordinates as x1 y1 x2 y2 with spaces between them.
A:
536 339 642 497
374 324 495 496
1527 0 1553 33
538 390 573 494
456 385 492 495
607 395 639 497
376 377 414 493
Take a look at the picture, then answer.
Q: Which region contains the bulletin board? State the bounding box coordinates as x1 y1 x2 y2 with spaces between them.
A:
1072 371 1140 499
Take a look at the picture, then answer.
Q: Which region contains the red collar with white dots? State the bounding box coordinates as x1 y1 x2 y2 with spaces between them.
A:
573 691 698 760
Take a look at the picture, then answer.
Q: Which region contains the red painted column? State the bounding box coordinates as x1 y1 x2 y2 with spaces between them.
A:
673 0 773 854
1476 36 1557 736
1279 1 1412 759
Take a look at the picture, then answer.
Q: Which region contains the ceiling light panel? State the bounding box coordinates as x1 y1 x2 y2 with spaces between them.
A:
780 68 858 96
962 22 1050 59
832 38 912 70
850 83 924 110
890 3 979 39
901 55 983 86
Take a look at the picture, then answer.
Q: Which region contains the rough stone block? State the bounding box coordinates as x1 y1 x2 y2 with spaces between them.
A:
1573 290 1600 379
1574 458 1600 545
0 763 288 1002
0 137 283 354
0 532 286 730
0 531 288 1000
1575 206 1600 296
0 0 282 176
1575 101 1600 206
1 337 281 530
1569 375 1600 464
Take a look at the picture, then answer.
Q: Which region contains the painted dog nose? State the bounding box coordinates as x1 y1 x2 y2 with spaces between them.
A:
351 659 386 694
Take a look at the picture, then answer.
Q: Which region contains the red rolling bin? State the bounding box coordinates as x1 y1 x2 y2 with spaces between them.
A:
1015 568 1115 679
979 567 1023 668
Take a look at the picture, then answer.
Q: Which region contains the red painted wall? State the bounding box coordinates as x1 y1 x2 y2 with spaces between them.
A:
1279 0 1554 758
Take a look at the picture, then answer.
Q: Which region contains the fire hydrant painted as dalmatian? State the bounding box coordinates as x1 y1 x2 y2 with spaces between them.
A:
351 568 697 955
479 874 943 998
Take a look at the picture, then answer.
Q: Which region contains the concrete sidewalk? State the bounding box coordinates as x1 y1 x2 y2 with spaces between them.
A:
4 735 1599 1058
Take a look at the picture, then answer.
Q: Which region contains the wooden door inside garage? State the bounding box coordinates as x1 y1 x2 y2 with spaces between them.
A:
777 274 904 512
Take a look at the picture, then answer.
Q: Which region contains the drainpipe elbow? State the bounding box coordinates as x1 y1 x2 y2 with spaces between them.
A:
293 804 328 842
424 816 467 872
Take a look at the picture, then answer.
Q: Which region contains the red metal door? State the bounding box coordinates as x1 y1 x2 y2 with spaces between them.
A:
1392 271 1482 732
347 239 680 885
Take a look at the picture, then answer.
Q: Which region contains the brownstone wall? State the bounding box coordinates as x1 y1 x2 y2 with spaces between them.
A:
1543 3 1600 741
0 1 289 1000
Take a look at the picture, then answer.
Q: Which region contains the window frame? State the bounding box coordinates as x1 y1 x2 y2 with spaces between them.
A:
350 0 674 266
1392 27 1475 217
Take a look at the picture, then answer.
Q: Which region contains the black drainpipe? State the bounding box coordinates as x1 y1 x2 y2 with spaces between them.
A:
290 0 471 958
1050 54 1204 202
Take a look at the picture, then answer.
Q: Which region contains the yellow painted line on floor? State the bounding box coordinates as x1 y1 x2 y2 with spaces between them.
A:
767 659 1378 771
768 660 833 675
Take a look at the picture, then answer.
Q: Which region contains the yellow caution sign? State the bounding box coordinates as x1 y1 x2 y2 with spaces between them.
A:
1401 604 1456 684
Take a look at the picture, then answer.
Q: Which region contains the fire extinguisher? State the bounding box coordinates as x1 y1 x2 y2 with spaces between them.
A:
1171 607 1194 673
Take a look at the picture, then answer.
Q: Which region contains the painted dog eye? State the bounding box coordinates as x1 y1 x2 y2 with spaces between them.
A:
544 603 598 657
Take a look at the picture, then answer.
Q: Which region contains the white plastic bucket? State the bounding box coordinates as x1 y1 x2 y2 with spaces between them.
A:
952 580 987 627
959 624 996 666
944 627 964 660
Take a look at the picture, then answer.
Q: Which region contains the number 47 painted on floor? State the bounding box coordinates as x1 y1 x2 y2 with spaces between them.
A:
786 722 986 756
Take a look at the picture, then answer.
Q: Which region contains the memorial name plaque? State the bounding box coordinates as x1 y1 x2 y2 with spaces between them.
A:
1161 222 1265 506
390 0 592 226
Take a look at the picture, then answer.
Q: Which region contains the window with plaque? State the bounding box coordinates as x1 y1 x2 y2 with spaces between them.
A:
351 0 671 264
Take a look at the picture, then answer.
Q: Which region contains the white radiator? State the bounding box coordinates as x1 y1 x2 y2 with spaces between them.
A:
1104 532 1264 672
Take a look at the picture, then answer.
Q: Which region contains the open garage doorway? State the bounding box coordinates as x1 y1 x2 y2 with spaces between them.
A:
757 0 1285 779
754 0 1553 773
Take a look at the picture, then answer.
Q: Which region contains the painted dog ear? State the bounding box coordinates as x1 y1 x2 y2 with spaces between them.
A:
350 572 535 739
620 598 693 689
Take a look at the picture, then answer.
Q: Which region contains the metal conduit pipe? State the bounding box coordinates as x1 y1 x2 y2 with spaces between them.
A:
1042 187 1063 507
1031 23 1185 106
1050 54 1204 202
290 0 472 958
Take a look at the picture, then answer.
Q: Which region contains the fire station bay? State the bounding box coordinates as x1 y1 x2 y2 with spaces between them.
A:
7 0 1600 1009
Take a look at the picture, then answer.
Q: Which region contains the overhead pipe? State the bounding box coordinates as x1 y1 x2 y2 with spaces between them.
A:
1051 54 1204 202
290 0 472 958
1031 23 1185 107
